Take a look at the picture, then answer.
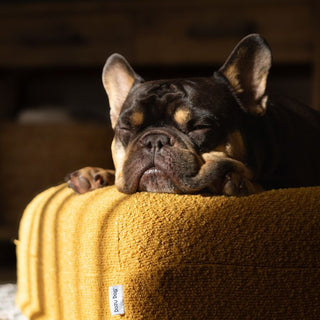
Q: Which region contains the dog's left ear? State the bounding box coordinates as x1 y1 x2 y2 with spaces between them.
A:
102 54 143 128
219 34 272 116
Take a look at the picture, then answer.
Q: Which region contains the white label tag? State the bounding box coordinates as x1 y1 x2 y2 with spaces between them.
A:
109 285 125 315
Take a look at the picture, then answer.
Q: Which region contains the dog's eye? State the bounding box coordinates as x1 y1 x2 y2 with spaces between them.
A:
116 126 133 146
119 126 131 132
187 125 212 147
189 125 211 135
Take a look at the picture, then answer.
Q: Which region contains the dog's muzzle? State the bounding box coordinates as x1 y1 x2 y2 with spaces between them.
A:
118 128 204 194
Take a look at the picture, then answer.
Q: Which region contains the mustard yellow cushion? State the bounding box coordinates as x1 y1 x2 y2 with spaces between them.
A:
16 184 320 319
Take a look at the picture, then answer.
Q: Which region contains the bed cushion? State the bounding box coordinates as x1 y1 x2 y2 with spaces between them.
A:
16 184 320 319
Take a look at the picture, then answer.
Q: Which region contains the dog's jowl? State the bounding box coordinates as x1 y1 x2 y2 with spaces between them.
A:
67 34 320 196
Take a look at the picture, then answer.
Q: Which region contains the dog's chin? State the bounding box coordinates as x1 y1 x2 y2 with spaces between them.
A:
138 168 181 193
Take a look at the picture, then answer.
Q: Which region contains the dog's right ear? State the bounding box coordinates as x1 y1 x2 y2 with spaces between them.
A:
102 54 143 128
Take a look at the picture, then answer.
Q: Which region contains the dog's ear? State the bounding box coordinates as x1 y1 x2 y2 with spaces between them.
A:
219 34 272 116
102 54 143 128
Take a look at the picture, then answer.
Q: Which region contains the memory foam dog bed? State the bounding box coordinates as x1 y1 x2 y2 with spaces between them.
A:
16 184 320 319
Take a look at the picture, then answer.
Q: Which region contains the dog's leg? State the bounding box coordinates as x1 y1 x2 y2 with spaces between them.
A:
66 167 115 194
169 151 262 196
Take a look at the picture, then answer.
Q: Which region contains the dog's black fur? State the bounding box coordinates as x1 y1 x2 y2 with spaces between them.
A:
68 34 320 196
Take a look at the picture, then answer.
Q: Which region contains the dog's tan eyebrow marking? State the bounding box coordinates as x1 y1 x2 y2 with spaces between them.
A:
174 107 191 126
130 111 144 126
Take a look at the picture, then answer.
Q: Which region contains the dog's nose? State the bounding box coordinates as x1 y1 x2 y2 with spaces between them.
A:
142 134 171 151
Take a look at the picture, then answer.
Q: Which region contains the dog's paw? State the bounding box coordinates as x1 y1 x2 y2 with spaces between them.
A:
222 171 253 196
222 170 263 196
66 167 115 194
197 154 262 196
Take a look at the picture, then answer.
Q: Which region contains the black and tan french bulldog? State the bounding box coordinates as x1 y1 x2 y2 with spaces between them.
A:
67 34 320 196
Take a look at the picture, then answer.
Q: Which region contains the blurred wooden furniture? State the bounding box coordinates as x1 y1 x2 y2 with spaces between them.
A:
0 0 315 66
0 0 319 108
0 123 114 239
310 0 320 109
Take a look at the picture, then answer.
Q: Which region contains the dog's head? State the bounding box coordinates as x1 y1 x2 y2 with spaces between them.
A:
103 34 272 194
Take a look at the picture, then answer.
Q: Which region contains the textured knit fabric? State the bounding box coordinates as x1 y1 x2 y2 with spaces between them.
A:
16 184 320 319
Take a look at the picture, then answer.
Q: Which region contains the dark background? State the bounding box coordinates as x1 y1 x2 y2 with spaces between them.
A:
1 0 320 281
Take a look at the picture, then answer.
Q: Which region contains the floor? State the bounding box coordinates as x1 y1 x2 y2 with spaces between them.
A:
0 267 16 284
0 239 17 284
0 283 26 320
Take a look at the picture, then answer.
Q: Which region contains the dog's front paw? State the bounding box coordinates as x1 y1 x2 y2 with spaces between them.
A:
222 171 260 196
66 167 115 194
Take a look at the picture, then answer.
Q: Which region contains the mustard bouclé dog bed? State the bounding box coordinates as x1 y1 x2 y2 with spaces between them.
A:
16 184 320 319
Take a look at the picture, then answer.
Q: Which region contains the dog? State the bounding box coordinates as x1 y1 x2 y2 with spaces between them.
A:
67 34 320 196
